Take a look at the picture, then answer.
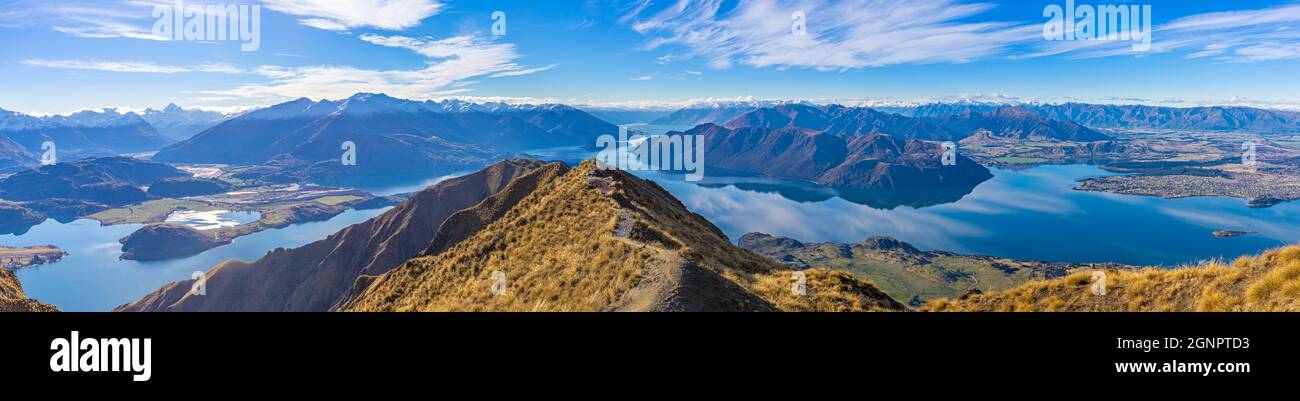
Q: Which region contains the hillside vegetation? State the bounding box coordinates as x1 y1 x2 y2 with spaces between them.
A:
0 267 58 312
340 160 904 312
924 245 1300 312
740 233 1132 307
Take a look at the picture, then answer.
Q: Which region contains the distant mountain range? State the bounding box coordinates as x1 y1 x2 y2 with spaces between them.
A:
0 105 231 172
139 104 229 141
924 106 1110 141
901 102 1300 134
652 105 764 126
8 96 1298 183
153 93 617 180
723 103 960 141
0 108 172 163
644 101 1300 135
719 103 1108 142
688 123 993 190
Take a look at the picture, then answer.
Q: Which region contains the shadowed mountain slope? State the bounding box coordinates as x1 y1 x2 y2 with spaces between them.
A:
724 104 958 141
0 135 37 173
115 159 547 312
924 107 1109 141
690 124 992 190
0 157 188 206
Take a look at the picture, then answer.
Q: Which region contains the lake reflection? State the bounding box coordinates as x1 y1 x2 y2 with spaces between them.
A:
165 210 262 230
649 164 1299 267
691 170 981 209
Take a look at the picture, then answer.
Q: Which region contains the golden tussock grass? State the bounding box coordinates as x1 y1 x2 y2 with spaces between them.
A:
341 161 903 312
922 245 1300 312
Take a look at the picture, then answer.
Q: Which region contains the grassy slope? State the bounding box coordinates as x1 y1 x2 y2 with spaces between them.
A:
741 234 1127 307
0 267 58 312
923 245 1300 312
341 161 904 312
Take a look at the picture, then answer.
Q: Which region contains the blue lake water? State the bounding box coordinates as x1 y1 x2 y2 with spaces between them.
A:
649 164 1299 267
6 208 389 311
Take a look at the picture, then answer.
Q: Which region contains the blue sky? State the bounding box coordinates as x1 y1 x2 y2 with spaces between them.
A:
2 0 1300 114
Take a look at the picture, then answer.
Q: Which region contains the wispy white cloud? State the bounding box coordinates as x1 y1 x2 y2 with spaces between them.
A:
630 75 653 81
0 1 169 41
262 0 444 31
23 59 243 74
16 0 443 41
625 0 1039 70
626 0 1300 68
51 19 168 41
196 34 551 103
1030 3 1300 63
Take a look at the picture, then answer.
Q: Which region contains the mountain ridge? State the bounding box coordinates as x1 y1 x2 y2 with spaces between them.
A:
339 160 905 312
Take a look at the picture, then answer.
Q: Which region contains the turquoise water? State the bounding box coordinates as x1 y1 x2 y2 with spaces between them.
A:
6 208 389 311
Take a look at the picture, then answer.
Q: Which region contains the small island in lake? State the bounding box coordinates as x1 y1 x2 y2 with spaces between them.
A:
119 223 230 261
0 245 68 269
